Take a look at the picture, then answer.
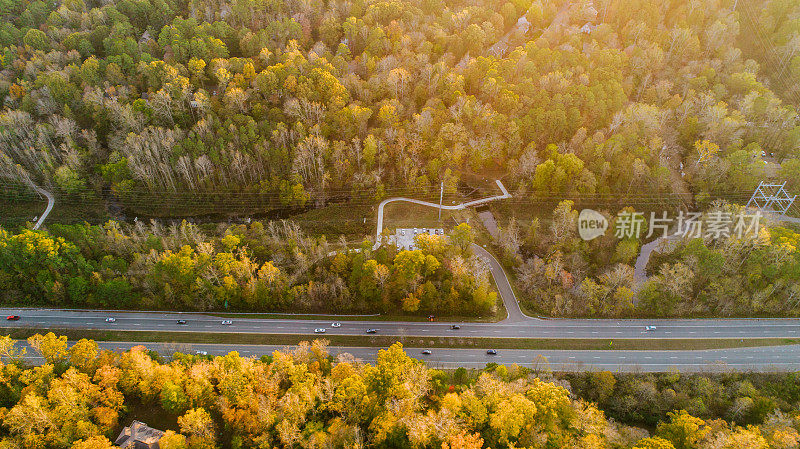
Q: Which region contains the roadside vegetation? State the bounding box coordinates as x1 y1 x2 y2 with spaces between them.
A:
563 370 800 430
494 200 800 318
0 221 498 316
1 0 800 321
2 333 800 448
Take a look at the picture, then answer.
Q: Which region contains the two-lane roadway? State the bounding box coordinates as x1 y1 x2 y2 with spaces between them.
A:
12 340 800 373
3 241 800 372
2 308 800 339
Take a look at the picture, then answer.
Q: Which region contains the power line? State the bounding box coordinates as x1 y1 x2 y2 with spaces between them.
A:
738 2 800 105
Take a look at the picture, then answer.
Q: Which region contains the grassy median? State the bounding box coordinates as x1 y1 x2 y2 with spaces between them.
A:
3 327 800 351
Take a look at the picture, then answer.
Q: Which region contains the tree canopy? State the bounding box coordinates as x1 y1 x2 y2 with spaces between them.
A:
1 335 799 448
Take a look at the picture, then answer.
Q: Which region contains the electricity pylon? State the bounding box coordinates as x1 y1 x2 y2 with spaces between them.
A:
746 181 796 215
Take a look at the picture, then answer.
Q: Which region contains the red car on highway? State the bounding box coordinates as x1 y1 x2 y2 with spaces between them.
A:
6 315 20 321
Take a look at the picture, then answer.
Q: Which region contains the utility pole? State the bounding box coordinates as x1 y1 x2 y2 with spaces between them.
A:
438 180 444 221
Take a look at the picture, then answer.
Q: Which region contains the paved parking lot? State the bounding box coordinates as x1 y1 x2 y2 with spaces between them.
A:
392 228 444 250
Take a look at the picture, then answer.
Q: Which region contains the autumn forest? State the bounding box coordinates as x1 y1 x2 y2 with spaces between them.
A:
2 334 800 449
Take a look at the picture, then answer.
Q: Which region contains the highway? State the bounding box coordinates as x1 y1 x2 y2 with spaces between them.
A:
3 227 800 372
2 308 800 339
13 341 800 373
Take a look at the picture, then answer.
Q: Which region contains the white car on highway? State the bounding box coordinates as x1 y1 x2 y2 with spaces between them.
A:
331 322 341 328
314 328 326 333
105 317 116 322
645 325 657 331
221 320 233 325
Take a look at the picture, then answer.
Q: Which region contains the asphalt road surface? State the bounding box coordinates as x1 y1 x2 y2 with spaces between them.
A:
3 240 800 372
14 341 800 373
472 243 527 321
2 308 800 339
32 184 54 230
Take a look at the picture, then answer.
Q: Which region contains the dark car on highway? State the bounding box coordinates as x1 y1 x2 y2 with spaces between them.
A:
450 324 461 330
486 349 497 355
5 315 19 321
176 319 187 325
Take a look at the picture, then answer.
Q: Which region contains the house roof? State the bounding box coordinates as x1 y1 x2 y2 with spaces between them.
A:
114 421 165 449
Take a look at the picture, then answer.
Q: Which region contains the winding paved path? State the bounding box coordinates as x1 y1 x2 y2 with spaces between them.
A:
370 180 522 318
373 180 510 250
32 184 54 230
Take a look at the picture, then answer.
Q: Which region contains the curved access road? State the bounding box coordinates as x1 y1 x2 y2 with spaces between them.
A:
32 184 54 230
371 180 523 319
472 243 529 322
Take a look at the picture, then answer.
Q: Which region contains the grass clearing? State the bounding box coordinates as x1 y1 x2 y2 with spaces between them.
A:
4 327 798 351
382 201 468 231
0 199 110 228
289 203 376 240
